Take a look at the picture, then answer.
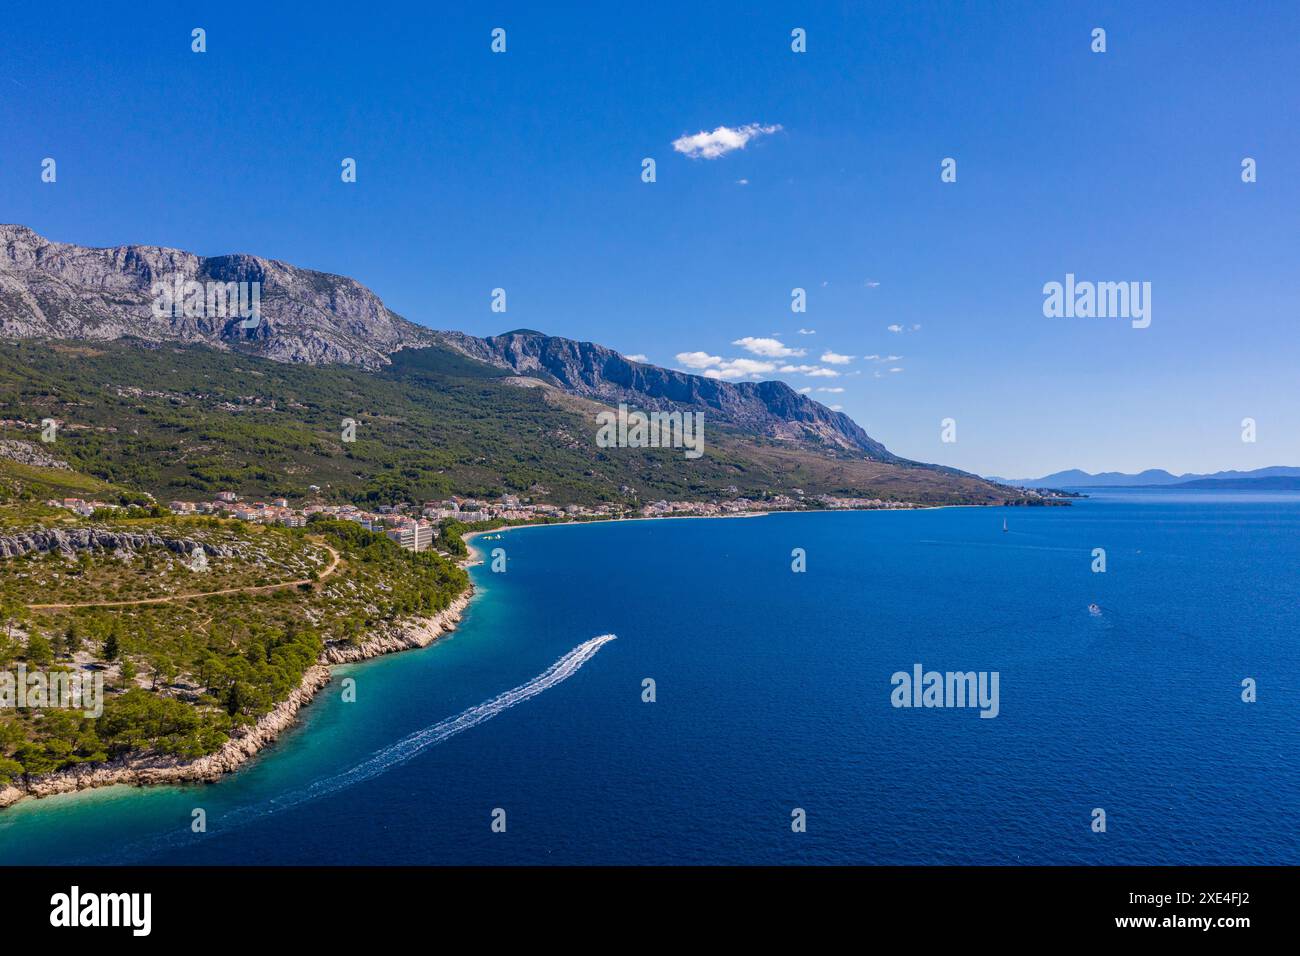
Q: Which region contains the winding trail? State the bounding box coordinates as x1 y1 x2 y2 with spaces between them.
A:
25 543 341 610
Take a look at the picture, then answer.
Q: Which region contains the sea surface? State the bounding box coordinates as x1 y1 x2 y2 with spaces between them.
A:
2 490 1298 865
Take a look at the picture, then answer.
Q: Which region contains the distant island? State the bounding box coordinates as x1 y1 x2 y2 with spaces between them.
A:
986 466 1300 490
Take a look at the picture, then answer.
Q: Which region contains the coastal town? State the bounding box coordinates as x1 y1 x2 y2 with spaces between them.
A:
44 489 939 551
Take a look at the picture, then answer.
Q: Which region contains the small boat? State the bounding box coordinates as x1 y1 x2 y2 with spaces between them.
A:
1088 603 1102 616
1002 519 1008 533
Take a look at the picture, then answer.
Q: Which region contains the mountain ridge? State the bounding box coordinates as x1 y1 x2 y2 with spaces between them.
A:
433 328 897 459
1 224 902 464
0 223 435 367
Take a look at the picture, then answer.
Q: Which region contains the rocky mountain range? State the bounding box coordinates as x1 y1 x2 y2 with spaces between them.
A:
434 329 896 458
0 224 906 462
0 224 434 367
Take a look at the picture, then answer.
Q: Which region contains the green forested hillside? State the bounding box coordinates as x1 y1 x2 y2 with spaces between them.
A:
0 339 1021 507
0 514 467 782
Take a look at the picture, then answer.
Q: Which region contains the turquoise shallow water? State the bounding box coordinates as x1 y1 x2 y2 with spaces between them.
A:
1 491 1298 864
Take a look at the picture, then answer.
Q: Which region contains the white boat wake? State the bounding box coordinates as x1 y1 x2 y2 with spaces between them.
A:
284 632 617 808
93 634 617 862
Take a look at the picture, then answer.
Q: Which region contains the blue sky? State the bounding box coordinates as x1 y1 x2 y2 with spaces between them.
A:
1 1 1296 477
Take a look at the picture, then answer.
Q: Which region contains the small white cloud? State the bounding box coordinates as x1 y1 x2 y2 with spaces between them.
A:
625 353 648 363
733 336 805 358
778 364 839 377
797 386 813 394
819 351 854 365
797 328 816 335
672 123 782 160
816 387 845 393
735 178 749 185
889 367 903 373
864 280 880 288
887 324 903 333
676 351 721 369
702 357 777 380
829 404 843 410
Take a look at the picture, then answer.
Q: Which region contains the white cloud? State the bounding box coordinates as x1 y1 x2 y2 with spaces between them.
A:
727 358 778 375
625 353 648 363
797 386 812 394
887 324 903 333
674 344 846 383
864 280 880 288
699 357 778 380
776 364 841 378
733 336 805 358
672 123 782 160
676 351 721 369
798 328 816 335
889 367 903 373
888 322 921 334
829 404 843 411
817 387 845 393
735 178 749 185
819 350 854 365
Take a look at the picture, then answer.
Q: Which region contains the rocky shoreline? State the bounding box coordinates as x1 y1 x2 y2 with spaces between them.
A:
0 586 475 811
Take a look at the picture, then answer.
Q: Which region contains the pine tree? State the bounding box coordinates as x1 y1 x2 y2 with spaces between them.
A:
63 622 81 656
24 632 54 666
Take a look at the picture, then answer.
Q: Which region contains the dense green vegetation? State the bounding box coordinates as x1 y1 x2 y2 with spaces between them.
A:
0 339 1015 508
0 334 1023 792
0 510 467 785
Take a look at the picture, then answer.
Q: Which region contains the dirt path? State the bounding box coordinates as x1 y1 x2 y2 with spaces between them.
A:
26 543 341 610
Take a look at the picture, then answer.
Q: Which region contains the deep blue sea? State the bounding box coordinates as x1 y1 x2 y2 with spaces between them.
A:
2 490 1298 865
